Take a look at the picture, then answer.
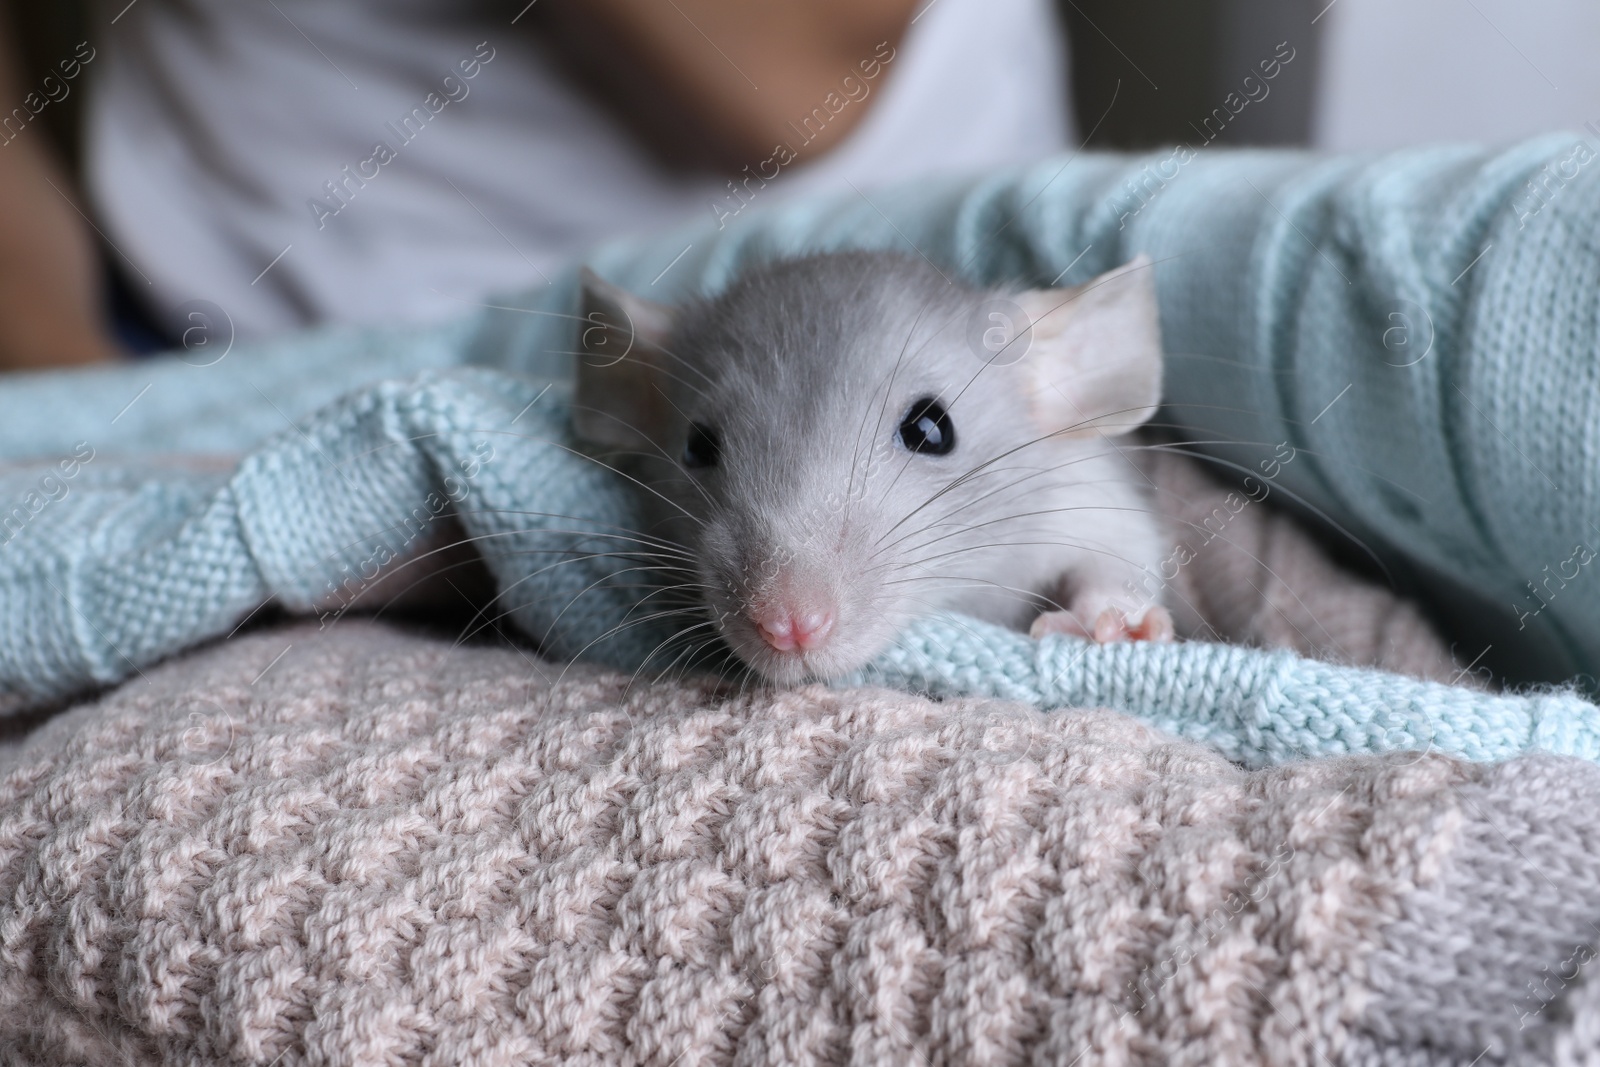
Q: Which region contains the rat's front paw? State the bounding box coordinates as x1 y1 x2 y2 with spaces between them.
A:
1030 604 1175 644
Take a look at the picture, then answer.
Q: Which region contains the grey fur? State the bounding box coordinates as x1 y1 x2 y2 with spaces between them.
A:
576 251 1168 683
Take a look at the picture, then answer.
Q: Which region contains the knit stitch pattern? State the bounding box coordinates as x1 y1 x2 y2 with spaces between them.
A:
0 370 1595 768
1 136 1598 760
6 620 1600 1066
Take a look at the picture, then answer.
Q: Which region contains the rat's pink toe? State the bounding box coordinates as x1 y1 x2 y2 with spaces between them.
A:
1131 606 1176 642
1091 609 1127 643
1033 605 1175 644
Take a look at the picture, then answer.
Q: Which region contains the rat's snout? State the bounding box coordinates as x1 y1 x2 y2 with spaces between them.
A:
705 511 897 683
753 605 836 652
719 538 861 680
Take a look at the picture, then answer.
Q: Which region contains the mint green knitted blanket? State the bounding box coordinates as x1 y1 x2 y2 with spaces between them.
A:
1 137 1598 768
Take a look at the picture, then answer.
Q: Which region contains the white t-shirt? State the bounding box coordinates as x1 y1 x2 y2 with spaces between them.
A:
86 0 1073 341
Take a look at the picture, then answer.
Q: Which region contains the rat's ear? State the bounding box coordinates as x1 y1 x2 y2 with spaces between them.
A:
572 268 678 450
1017 255 1163 439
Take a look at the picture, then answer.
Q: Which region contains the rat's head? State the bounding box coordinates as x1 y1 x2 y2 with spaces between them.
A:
572 251 1162 683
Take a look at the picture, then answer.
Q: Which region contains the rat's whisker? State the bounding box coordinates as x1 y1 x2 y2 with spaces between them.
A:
870 412 1155 548
850 295 961 496
548 608 714 690
847 307 918 501
622 618 724 697
870 464 1161 564
297 522 698 624
473 428 710 530
449 552 697 649
867 462 1072 560
899 532 1154 576
655 623 743 690
460 517 701 562
1132 440 1392 583
890 580 1045 619
564 400 720 507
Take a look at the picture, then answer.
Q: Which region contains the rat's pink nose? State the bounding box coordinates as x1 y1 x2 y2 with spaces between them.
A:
755 608 835 652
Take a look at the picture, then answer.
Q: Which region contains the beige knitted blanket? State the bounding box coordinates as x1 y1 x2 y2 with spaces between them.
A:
9 455 1594 1066
3 620 1598 1066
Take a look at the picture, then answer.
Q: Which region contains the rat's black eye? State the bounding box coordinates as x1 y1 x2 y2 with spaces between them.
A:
898 398 955 455
682 422 721 469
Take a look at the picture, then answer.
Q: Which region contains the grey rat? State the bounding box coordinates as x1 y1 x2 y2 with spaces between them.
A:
571 250 1173 685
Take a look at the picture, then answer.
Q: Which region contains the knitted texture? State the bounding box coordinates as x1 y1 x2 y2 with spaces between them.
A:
6 620 1600 1066
1140 449 1463 682
0 373 657 708
1 137 1598 748
857 616 1600 769
2 368 1598 768
1355 754 1600 1064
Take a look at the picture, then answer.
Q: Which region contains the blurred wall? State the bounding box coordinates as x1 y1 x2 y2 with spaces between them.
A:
1064 0 1597 152
1313 0 1600 150
1062 0 1324 149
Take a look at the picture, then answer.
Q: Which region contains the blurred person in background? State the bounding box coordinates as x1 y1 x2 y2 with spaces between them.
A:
0 0 1074 371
